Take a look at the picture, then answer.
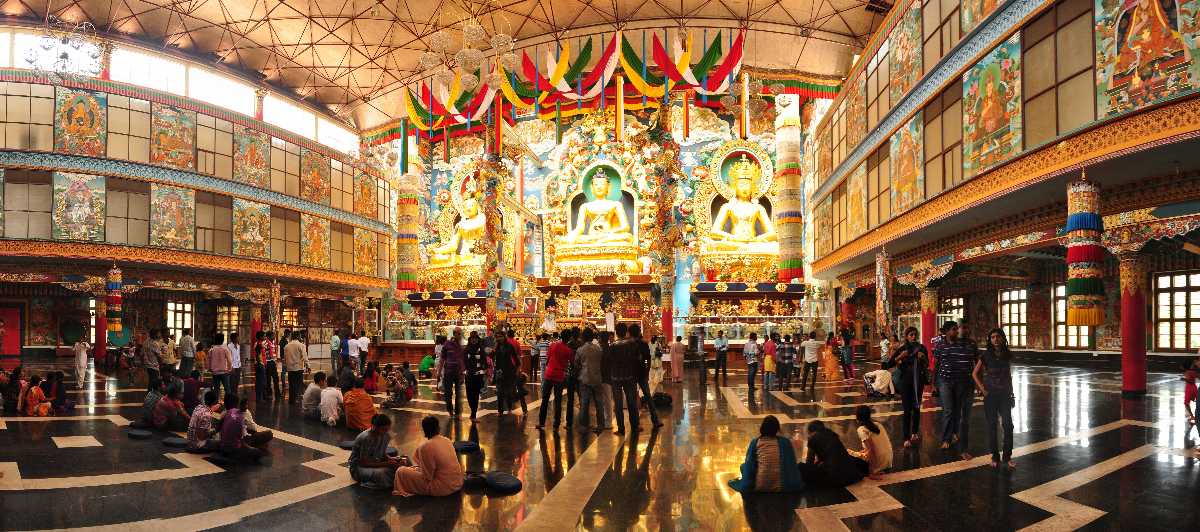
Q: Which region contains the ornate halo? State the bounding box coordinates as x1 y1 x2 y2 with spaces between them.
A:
705 139 775 201
448 160 483 217
579 161 629 201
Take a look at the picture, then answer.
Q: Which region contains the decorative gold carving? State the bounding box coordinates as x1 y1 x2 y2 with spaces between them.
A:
1118 252 1149 298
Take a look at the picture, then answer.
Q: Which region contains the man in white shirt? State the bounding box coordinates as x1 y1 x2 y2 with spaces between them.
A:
302 371 326 420
743 333 760 392
356 331 371 374
178 329 196 376
320 374 344 426
227 332 242 391
800 331 825 390
73 338 92 389
347 330 363 375
283 332 309 404
713 330 729 381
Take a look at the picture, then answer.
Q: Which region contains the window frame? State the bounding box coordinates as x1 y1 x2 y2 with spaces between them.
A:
1153 271 1200 352
166 301 194 341
1053 283 1093 349
998 288 1028 347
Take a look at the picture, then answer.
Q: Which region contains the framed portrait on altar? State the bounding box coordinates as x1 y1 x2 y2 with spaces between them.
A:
567 299 584 318
522 297 538 314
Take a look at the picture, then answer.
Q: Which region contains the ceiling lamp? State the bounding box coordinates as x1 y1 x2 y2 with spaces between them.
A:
462 22 487 45
499 52 518 70
459 72 479 91
24 15 102 83
434 69 455 86
490 34 514 51
454 47 485 70
429 30 453 52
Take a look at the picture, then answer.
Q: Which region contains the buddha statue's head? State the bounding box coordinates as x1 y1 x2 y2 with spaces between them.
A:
591 168 613 200
729 154 761 200
461 177 482 218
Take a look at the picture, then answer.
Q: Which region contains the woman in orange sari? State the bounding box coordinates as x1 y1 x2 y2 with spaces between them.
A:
393 416 464 497
23 375 50 416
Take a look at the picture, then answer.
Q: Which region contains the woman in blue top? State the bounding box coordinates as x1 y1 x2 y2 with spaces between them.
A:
728 415 804 493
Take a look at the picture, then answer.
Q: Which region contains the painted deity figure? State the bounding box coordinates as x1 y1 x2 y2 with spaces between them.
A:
975 72 1009 139
703 155 778 254
1115 0 1189 86
429 191 485 267
562 168 635 245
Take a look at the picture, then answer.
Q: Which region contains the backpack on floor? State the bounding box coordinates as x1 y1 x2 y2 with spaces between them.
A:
652 392 672 408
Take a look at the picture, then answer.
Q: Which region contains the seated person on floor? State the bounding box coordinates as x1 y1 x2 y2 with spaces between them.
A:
863 368 895 396
348 414 408 490
182 370 202 413
847 406 892 479
141 384 165 425
320 375 344 427
729 415 805 493
41 372 75 414
401 362 418 390
392 416 464 497
797 420 865 488
302 371 326 420
418 354 435 379
187 390 223 452
363 363 381 393
238 397 273 444
218 394 270 462
153 386 191 431
23 375 50 417
1 367 20 415
344 378 377 432
381 368 412 408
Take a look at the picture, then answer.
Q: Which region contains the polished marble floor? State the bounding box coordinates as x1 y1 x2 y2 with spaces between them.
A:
1 357 1197 531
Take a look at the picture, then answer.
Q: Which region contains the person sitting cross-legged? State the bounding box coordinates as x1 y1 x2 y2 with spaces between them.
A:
320 375 344 426
186 390 223 453
728 415 805 493
218 394 269 463
343 378 378 432
348 414 407 490
392 416 464 497
152 386 190 431
302 372 326 420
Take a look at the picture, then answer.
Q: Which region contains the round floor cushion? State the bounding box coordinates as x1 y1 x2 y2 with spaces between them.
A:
338 440 356 450
127 429 153 440
162 436 188 448
453 440 480 454
386 447 399 457
485 471 522 495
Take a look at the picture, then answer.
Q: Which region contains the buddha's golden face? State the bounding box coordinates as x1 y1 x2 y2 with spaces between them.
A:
736 177 753 200
591 174 611 200
462 197 480 218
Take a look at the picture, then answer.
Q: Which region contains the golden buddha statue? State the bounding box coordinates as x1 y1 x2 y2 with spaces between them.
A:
703 154 778 254
428 193 485 268
562 168 635 245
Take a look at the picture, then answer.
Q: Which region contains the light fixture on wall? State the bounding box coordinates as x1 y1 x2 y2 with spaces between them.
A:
23 14 103 83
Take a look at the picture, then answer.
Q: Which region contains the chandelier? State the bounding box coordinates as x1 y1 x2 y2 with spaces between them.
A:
23 15 103 83
421 16 515 92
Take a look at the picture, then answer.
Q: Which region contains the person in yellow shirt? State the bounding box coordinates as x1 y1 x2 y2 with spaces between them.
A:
343 378 377 431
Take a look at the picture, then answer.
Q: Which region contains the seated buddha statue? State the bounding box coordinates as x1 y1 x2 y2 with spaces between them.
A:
703 155 778 254
428 194 485 268
562 168 635 245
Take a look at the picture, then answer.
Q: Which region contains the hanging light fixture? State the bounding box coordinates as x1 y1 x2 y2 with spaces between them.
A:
24 15 102 83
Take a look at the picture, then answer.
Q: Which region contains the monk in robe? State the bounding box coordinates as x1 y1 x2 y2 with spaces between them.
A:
393 416 464 497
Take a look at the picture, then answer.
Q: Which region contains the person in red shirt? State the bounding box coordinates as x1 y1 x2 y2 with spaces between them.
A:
537 329 576 430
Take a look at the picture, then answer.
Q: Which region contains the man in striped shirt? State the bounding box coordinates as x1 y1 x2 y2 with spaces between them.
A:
933 320 979 460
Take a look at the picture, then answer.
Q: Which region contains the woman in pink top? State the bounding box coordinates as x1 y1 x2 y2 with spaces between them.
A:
669 336 685 383
393 416 464 497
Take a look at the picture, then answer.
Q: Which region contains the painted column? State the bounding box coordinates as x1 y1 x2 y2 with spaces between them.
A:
94 298 107 363
250 304 263 346
875 249 893 340
1118 252 1148 396
920 286 938 363
254 88 266 121
98 42 113 81
774 96 804 282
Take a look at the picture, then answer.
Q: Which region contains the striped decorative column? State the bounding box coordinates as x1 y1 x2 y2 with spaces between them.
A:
775 105 804 282
875 249 893 340
1064 175 1106 326
105 266 122 336
394 174 420 293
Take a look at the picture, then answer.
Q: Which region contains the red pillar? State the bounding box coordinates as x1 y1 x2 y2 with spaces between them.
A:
250 304 262 345
661 303 673 342
839 301 855 329
94 300 107 363
920 286 938 369
1119 253 1147 396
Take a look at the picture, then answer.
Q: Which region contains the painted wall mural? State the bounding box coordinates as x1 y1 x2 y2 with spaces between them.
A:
847 163 868 239
1095 0 1200 117
815 194 832 258
963 34 1023 178
845 74 867 150
54 87 106 157
890 111 924 215
51 171 105 241
150 103 197 170
300 148 331 204
233 124 270 189
150 183 195 249
27 297 56 346
889 1 924 103
301 214 331 269
353 172 377 218
353 227 377 276
962 0 1006 34
232 198 270 259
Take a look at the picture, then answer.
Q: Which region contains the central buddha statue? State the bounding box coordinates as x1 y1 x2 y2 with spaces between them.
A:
428 193 485 268
703 154 778 254
562 168 635 245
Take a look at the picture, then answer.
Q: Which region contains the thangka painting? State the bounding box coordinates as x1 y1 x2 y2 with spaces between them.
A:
847 163 867 239
233 124 270 189
890 112 924 215
963 35 1023 178
889 1 924 103
54 87 106 156
232 198 270 259
353 228 376 276
150 184 195 249
816 126 833 180
300 214 330 269
0 169 5 234
150 103 196 170
51 172 105 241
1095 0 1200 117
815 195 832 258
845 74 867 150
353 172 377 218
300 148 331 204
962 0 1006 33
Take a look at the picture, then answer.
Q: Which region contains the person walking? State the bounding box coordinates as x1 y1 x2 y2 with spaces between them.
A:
207 333 232 399
495 330 523 415
934 320 979 460
609 323 641 434
262 331 281 400
283 331 308 404
839 328 855 381
227 332 242 394
533 333 550 382
576 328 607 432
463 332 488 422
161 329 179 378
800 332 823 391
974 328 1016 469
253 331 267 400
714 330 729 381
178 329 196 378
537 329 575 430
140 329 163 391
357 330 371 375
669 336 685 383
744 333 760 393
438 329 464 418
778 335 795 390
73 337 91 389
329 330 341 375
631 324 663 428
885 327 929 448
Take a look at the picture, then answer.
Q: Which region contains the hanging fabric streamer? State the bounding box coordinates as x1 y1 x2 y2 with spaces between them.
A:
105 266 122 334
1064 172 1105 326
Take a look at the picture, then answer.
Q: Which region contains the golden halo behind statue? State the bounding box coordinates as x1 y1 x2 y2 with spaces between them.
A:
705 140 774 201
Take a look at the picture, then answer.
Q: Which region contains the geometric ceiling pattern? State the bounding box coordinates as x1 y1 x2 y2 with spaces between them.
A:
2 0 886 129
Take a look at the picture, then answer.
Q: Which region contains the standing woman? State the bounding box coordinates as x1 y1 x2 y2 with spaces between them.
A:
973 328 1016 469
884 327 929 448
463 332 488 421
